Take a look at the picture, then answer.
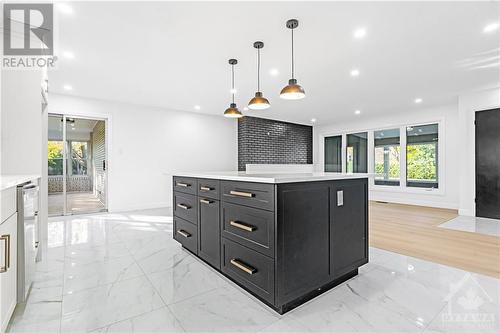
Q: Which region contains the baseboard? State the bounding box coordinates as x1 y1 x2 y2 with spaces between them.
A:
109 202 171 213
369 196 458 210
458 208 474 216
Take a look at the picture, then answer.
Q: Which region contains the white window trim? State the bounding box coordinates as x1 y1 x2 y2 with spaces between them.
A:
320 117 446 196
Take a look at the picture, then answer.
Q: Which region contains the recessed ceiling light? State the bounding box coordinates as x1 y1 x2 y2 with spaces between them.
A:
483 22 499 33
414 98 423 104
269 68 279 76
311 118 317 123
57 3 73 14
353 28 366 39
194 105 201 110
63 84 73 91
62 51 74 59
354 110 361 115
230 88 237 94
350 69 360 77
243 107 249 111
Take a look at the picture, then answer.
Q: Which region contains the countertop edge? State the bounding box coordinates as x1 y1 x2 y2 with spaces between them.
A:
1 174 41 191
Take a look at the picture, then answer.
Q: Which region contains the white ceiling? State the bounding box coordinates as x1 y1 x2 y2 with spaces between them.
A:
50 1 500 125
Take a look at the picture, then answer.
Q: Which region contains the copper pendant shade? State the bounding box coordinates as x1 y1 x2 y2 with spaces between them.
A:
248 41 270 110
280 19 306 100
224 59 243 118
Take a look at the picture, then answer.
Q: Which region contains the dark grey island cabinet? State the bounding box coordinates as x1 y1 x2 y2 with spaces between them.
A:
172 174 368 314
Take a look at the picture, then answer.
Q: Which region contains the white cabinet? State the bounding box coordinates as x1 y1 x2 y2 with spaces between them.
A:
0 189 17 333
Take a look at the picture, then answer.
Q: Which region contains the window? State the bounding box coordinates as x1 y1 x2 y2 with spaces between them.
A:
48 141 64 175
374 129 400 186
324 135 342 172
70 142 89 175
406 124 438 188
346 132 367 173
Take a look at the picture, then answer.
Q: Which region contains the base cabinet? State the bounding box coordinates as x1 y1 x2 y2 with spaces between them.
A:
173 176 368 314
0 213 17 333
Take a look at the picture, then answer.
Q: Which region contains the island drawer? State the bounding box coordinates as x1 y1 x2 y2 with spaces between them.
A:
174 216 198 254
221 181 275 211
173 192 197 225
221 202 274 258
173 177 197 195
197 178 220 200
221 238 275 305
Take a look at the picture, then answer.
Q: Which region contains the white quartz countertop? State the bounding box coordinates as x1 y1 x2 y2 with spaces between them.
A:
174 171 372 184
1 174 40 191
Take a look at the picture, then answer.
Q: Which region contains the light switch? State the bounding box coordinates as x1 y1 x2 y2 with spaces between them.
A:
337 190 344 206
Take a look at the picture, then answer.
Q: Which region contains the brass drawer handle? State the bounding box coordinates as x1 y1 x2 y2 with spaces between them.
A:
230 259 256 275
176 182 190 187
229 221 256 232
200 186 213 191
0 234 10 273
229 190 254 198
177 203 190 210
200 199 213 204
177 230 191 238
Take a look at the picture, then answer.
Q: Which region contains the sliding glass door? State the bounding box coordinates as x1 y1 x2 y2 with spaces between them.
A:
48 114 107 216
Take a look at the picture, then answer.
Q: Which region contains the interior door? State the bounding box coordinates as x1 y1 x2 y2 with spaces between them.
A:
475 108 500 219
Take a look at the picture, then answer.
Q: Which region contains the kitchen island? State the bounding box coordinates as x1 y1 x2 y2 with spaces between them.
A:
172 172 369 314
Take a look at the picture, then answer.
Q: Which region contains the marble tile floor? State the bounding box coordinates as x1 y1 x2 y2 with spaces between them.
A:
438 215 500 237
7 208 499 333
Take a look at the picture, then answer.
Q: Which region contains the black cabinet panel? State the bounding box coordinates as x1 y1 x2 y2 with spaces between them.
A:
221 238 275 305
173 177 197 195
173 193 197 225
174 216 198 254
276 182 332 305
198 197 220 269
221 181 275 211
198 179 220 200
221 202 275 258
330 179 368 278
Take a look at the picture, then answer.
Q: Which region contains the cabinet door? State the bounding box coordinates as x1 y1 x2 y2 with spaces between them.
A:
198 197 220 269
330 179 368 278
0 213 17 333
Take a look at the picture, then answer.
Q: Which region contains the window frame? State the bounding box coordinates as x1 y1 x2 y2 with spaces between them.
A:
319 118 445 196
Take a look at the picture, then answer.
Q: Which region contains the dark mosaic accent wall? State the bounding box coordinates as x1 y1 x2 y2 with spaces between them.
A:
238 116 313 171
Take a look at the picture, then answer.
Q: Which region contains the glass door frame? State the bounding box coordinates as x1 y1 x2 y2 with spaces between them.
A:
48 113 109 216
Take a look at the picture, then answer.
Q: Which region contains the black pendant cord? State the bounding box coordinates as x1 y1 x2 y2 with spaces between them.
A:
257 47 261 92
231 64 235 104
291 28 295 80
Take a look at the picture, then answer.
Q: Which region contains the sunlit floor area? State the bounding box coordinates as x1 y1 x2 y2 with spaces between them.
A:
7 208 499 333
48 192 106 216
370 202 500 278
439 215 500 237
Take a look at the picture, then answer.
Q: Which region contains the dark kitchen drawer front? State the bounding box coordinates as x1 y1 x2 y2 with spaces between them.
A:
198 179 220 200
173 177 197 195
221 202 275 258
174 216 198 254
221 238 275 305
198 197 220 269
221 181 275 211
173 192 197 225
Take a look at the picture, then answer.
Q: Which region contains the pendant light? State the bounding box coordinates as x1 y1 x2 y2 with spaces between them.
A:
248 41 270 110
224 59 243 118
280 19 306 100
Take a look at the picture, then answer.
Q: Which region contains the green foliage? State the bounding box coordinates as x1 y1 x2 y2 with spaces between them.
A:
407 144 437 180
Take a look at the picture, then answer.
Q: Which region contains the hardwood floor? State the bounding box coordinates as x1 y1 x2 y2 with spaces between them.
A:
369 201 500 278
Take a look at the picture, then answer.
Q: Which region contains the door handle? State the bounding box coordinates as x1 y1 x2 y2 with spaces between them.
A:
337 190 344 207
229 221 256 232
200 199 213 204
176 182 190 187
229 190 254 198
176 203 190 210
177 230 191 238
200 186 213 191
230 259 257 275
0 234 10 273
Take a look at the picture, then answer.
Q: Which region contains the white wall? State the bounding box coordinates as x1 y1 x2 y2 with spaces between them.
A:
314 104 460 209
49 94 238 212
457 87 500 216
